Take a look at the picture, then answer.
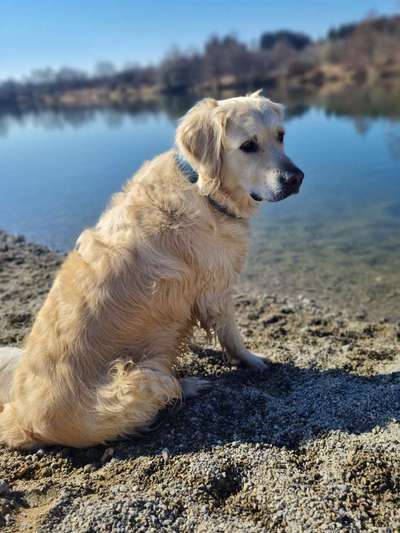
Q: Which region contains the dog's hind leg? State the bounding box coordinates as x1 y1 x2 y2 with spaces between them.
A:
0 356 183 449
87 359 183 446
180 376 211 398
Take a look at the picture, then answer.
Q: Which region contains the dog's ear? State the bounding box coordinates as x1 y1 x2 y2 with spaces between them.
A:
176 98 225 181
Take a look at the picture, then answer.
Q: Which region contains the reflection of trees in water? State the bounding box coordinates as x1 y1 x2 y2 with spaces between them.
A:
317 85 400 120
0 98 195 136
159 91 311 121
103 109 124 129
0 87 315 137
0 105 165 136
30 110 98 130
353 117 372 136
0 108 99 135
157 85 400 124
0 117 9 137
0 109 30 137
386 129 400 159
280 85 400 142
160 94 197 120
283 103 310 120
0 85 400 139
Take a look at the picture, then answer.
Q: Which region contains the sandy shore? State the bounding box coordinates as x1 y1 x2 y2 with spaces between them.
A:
0 229 399 532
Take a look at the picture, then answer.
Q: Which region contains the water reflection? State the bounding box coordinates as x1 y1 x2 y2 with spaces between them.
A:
2 85 400 139
386 130 400 159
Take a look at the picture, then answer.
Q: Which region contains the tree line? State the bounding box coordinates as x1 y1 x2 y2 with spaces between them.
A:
1 15 400 108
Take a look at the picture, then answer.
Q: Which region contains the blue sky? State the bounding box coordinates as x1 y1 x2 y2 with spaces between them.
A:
1 0 399 80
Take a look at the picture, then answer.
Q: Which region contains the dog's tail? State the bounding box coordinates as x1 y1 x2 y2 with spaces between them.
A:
0 347 22 406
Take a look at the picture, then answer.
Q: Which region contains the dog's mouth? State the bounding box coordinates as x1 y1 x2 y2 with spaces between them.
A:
250 192 263 202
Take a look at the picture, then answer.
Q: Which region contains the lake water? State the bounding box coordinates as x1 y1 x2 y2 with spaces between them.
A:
1 91 399 320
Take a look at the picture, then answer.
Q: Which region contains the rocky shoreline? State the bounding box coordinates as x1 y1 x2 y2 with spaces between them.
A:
0 230 399 532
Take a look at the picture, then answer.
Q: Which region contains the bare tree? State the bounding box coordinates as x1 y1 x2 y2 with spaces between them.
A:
95 61 117 78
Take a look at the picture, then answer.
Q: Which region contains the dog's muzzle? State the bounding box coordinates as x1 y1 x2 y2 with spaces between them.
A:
267 165 304 202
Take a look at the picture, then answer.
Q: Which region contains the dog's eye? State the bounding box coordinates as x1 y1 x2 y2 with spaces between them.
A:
276 130 285 144
240 139 259 153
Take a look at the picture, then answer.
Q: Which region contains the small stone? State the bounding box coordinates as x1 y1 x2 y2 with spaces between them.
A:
161 448 170 462
355 310 367 320
0 479 9 495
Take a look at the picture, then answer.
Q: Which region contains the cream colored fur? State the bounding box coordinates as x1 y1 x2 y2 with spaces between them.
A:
0 92 301 448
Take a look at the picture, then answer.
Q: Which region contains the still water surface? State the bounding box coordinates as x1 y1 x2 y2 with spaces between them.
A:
1 94 399 318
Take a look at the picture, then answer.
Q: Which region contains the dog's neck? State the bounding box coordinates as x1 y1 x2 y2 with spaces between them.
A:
174 152 256 220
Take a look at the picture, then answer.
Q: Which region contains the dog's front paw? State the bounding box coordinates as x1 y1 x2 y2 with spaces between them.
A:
239 350 269 371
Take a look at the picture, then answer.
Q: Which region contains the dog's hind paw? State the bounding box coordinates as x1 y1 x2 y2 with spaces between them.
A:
180 377 211 399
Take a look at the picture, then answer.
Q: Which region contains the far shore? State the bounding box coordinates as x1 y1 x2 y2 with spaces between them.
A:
3 64 400 114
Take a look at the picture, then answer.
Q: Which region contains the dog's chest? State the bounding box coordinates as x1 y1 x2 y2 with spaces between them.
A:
195 221 249 292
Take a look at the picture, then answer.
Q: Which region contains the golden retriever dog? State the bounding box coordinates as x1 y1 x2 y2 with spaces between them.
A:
0 91 303 448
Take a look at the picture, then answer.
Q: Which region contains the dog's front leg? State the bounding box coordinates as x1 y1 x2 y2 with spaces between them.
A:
215 297 268 370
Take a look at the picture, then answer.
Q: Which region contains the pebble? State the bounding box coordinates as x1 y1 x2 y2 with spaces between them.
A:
161 448 170 462
0 479 9 495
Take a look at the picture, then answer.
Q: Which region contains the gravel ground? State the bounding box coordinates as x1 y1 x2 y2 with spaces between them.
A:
0 230 399 532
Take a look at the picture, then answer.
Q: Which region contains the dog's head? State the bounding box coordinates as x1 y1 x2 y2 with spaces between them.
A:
176 91 304 206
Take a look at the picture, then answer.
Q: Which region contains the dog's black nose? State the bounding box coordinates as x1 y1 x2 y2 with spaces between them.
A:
287 169 304 186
